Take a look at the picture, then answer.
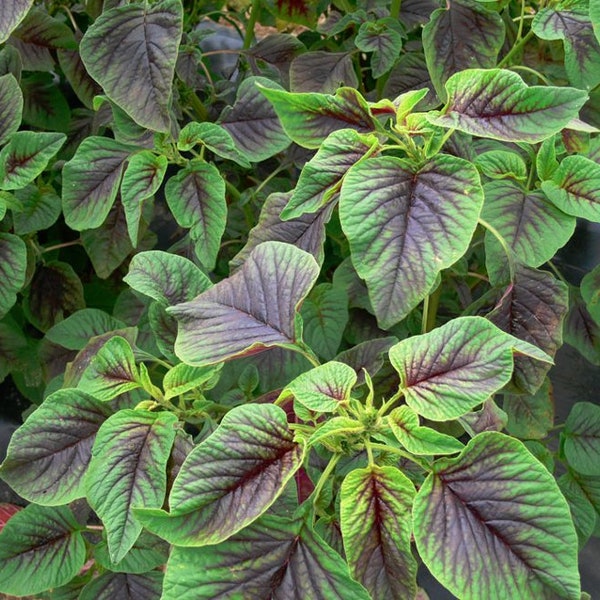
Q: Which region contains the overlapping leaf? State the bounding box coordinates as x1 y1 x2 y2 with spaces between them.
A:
0 389 112 504
0 73 23 146
413 432 580 599
504 378 554 440
339 154 483 328
563 402 600 476
80 0 182 132
0 0 33 44
289 51 358 93
564 287 600 365
430 69 588 142
0 232 26 318
558 471 598 547
581 262 600 325
12 184 62 235
475 151 527 181
79 571 163 600
135 404 303 546
85 409 178 562
169 241 320 366
355 18 403 79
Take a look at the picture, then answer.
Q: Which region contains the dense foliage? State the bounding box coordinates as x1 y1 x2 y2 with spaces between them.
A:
0 0 599 598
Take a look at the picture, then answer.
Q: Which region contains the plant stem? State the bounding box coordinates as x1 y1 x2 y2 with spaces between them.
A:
311 453 341 514
378 389 403 417
478 217 515 279
41 239 81 253
369 442 431 471
390 0 402 20
497 30 535 68
422 283 441 334
547 260 569 285
293 342 321 368
243 0 260 50
437 127 456 151
509 65 551 85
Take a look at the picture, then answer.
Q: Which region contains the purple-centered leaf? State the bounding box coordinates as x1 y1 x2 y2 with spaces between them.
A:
246 33 305 76
12 184 62 235
487 266 568 394
0 0 33 44
169 241 319 366
383 53 437 110
0 504 86 597
389 316 552 421
335 336 397 384
475 150 527 181
85 409 178 562
430 69 588 142
0 232 26 319
283 129 379 220
340 465 417 600
164 160 226 270
289 51 358 93
0 73 22 146
135 404 303 546
422 0 505 101
533 5 600 90
564 286 600 365
339 154 483 328
558 471 598 547
355 18 403 79
259 85 377 149
80 0 182 132
161 513 371 600
413 432 580 600
57 46 102 110
504 378 554 440
564 402 600 476
219 76 291 162
62 136 135 231
230 192 333 272
400 0 439 30
79 571 163 600
542 155 600 221
0 389 112 504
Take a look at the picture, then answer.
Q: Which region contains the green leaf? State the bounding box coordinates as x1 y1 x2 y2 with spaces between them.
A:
581 262 600 325
280 360 357 413
558 471 598 547
388 405 464 455
77 336 141 401
389 316 552 421
429 69 588 142
542 155 600 221
259 85 377 149
0 232 27 318
355 18 403 79
0 73 23 145
340 465 417 600
95 530 169 574
537 136 559 180
0 504 86 597
164 161 226 270
504 378 554 440
121 151 168 246
290 51 358 93
177 121 250 167
0 389 112 504
0 131 65 190
340 154 483 328
565 286 600 365
62 136 134 231
161 513 371 599
12 184 62 235
414 432 580 599
219 76 291 162
335 336 397 384
564 401 600 476
283 129 379 220
79 571 163 600
57 47 102 110
533 4 600 90
475 150 527 181
124 250 212 306
422 0 505 100
45 308 126 350
308 416 365 451
21 72 70 132
135 404 303 547
383 53 437 110
10 8 77 57
0 0 33 44
86 409 178 562
163 363 222 400
169 241 320 366
80 0 182 132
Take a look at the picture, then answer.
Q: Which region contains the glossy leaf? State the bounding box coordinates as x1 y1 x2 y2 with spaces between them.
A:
504 378 554 440
135 404 303 547
0 504 86 597
164 160 226 270
260 85 377 149
283 129 379 220
86 409 178 562
80 0 182 132
12 184 61 235
340 465 417 600
0 0 33 43
0 232 26 318
542 155 600 221
422 0 505 100
289 51 358 93
169 241 320 366
62 137 134 231
0 389 112 504
388 405 464 455
121 151 167 246
0 73 22 146
163 363 222 400
340 154 483 328
413 432 580 600
162 513 371 599
79 571 163 600
564 402 600 476
430 69 588 142
219 76 290 162
389 316 552 420
125 250 212 306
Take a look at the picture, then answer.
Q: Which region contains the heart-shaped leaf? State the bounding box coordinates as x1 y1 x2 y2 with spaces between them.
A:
413 432 580 600
79 571 164 600
57 47 102 110
504 378 554 440
161 513 370 599
0 232 26 319
0 0 33 44
340 154 483 328
80 0 182 132
0 389 112 504
85 409 178 562
389 316 552 421
429 69 588 142
340 465 417 600
289 51 358 93
0 73 22 145
135 404 303 546
169 241 320 366
0 504 86 597
163 363 222 400
564 402 600 476
356 18 404 79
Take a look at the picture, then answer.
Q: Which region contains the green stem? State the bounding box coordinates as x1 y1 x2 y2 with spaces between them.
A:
243 0 260 50
377 389 403 417
478 217 515 280
509 65 551 85
41 239 81 254
421 283 441 334
390 0 402 20
369 442 431 471
311 453 341 515
497 29 535 68
547 260 569 286
437 127 456 151
516 0 526 44
225 179 241 202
